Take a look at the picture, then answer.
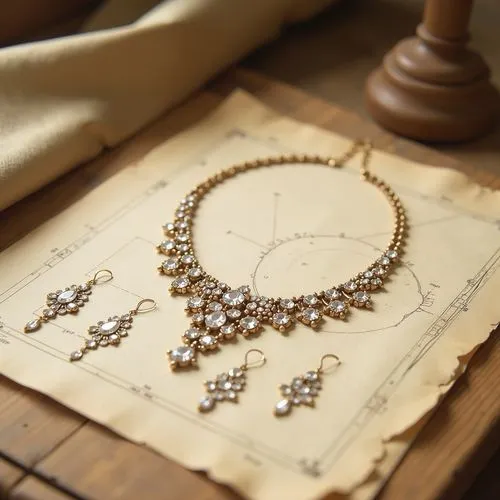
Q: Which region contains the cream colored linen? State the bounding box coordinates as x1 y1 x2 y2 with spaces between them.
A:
0 0 335 210
0 91 498 499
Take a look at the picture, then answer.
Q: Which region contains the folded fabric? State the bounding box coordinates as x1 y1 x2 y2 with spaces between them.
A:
0 0 336 210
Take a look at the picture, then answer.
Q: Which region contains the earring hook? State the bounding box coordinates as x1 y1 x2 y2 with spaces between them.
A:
91 269 113 284
132 298 157 314
242 349 266 370
318 354 341 373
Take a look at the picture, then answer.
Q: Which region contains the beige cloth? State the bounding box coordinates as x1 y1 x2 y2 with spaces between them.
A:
0 0 335 210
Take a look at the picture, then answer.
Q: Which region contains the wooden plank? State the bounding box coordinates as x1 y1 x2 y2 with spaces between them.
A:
0 458 25 497
0 376 84 468
0 68 498 500
10 476 74 500
36 422 239 500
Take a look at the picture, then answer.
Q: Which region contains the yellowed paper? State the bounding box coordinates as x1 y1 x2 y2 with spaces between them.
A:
0 91 499 500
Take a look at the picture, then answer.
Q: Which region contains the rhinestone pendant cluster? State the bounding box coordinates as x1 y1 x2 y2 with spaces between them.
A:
69 314 133 361
24 283 93 332
158 145 406 371
198 366 247 412
274 370 322 417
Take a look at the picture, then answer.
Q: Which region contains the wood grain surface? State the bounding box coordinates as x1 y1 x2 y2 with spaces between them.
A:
0 69 498 500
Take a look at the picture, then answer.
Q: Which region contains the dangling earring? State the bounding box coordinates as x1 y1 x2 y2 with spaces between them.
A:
274 354 341 417
24 269 114 333
198 348 266 413
69 298 157 361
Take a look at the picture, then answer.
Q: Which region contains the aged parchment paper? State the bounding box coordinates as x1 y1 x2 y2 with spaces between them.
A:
0 91 499 500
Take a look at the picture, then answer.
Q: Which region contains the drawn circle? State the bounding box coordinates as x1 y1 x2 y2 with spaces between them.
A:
253 235 423 334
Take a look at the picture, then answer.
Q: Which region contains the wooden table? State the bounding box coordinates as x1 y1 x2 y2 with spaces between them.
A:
1 69 498 500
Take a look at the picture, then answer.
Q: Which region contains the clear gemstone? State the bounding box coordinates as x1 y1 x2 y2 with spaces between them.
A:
239 316 259 330
172 276 190 289
206 381 216 392
363 270 374 279
280 298 295 309
280 384 292 395
329 300 345 313
275 399 291 416
207 301 222 312
304 371 318 381
176 243 189 253
292 377 303 389
226 309 241 319
176 220 189 230
386 249 398 259
228 367 243 378
231 382 242 391
273 312 290 326
187 296 204 308
247 302 257 311
220 324 236 335
324 288 341 299
188 267 202 279
70 350 83 361
176 233 189 243
302 308 320 321
226 390 237 401
354 291 369 303
221 381 232 390
192 313 204 324
214 391 224 401
99 320 120 335
109 334 120 344
66 302 78 312
299 386 310 395
222 290 245 306
378 256 391 266
199 396 214 412
162 257 179 271
343 281 358 292
170 345 194 364
181 254 195 265
303 294 318 306
205 311 226 329
371 278 383 287
374 267 385 277
238 285 251 294
184 327 201 340
24 319 41 332
86 339 98 349
200 335 216 347
162 223 175 234
160 240 175 252
57 289 77 304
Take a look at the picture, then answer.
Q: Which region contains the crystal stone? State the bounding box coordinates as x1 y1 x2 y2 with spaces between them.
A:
239 316 259 330
206 381 216 392
199 396 214 412
238 285 251 294
374 267 385 277
223 290 245 306
329 300 345 313
70 350 83 361
324 288 341 299
176 233 189 243
205 311 226 329
192 313 204 324
160 240 175 252
273 312 290 325
170 345 194 364
386 249 398 259
363 270 373 279
226 309 241 319
304 371 318 381
226 390 237 401
292 377 303 389
303 294 318 306
99 320 120 335
275 399 291 416
162 257 179 271
188 267 202 279
228 367 243 378
24 318 41 332
184 327 201 340
187 296 204 308
343 281 357 292
354 291 369 303
280 298 295 309
66 303 78 312
162 223 175 234
86 339 98 349
181 254 195 265
220 324 236 335
172 276 190 289
200 335 216 347
57 289 77 304
302 308 320 321
371 278 383 287
378 256 390 266
208 301 222 311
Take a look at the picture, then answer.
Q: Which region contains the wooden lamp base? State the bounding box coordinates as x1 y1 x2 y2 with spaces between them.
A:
365 0 500 143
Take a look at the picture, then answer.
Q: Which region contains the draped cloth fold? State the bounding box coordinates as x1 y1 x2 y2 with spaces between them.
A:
0 0 335 210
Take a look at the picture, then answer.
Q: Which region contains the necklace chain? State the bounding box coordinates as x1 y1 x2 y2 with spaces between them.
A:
159 141 407 370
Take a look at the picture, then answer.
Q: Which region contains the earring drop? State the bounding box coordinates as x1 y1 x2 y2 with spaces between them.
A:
198 348 266 413
274 354 341 417
69 298 156 361
24 269 114 333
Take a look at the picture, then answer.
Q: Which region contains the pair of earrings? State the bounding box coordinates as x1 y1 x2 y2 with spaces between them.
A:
23 269 156 362
198 350 341 417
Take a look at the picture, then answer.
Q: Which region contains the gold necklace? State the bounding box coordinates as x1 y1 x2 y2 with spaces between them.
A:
158 141 407 371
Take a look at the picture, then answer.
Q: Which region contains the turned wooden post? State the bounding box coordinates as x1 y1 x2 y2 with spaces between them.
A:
365 0 500 142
